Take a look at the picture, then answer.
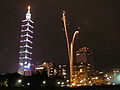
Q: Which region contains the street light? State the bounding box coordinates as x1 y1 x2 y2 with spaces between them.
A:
43 80 46 84
17 79 22 83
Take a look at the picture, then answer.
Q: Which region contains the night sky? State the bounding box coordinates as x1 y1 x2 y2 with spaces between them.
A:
0 0 120 73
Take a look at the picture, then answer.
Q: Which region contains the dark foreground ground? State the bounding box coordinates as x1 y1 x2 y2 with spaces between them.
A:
0 85 120 90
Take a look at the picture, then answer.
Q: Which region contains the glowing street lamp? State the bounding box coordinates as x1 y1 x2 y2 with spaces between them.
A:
43 81 46 84
17 79 22 83
57 82 60 85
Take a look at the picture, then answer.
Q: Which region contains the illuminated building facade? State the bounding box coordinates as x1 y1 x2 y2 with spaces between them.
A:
76 47 93 64
35 62 57 77
70 47 94 86
112 69 120 76
18 6 34 76
75 47 93 72
72 63 91 86
58 64 68 79
109 69 120 85
35 65 44 72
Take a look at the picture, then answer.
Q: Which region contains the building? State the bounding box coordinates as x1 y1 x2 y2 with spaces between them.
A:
75 47 93 72
18 6 34 76
57 64 68 79
76 47 93 64
35 61 57 77
72 63 91 86
72 47 94 86
112 69 120 76
35 65 44 72
110 69 120 84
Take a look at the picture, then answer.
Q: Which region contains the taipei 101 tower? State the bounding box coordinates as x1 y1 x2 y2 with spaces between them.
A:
18 6 34 76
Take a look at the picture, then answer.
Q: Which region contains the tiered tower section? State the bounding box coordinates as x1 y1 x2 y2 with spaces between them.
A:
18 6 34 76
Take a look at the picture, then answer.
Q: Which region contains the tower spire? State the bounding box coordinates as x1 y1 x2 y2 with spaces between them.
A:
28 6 31 11
26 6 31 20
18 6 34 76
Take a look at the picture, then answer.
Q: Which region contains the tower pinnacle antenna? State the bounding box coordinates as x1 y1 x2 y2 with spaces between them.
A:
26 6 31 20
28 6 31 10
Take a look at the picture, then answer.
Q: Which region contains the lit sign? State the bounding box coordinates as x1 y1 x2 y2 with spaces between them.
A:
24 65 30 69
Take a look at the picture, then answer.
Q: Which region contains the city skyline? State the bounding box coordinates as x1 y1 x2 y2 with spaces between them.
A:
0 0 120 73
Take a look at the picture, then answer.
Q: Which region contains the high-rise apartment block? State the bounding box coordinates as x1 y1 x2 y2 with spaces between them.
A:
75 47 93 72
76 47 93 64
71 47 94 86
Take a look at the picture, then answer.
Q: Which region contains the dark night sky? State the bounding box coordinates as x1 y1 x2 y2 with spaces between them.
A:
0 0 120 73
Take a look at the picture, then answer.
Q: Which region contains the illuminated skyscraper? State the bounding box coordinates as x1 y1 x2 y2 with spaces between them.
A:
18 6 34 76
71 47 94 86
76 47 93 65
75 47 94 73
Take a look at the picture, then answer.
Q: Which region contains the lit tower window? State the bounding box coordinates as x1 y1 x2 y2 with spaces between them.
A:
18 6 34 76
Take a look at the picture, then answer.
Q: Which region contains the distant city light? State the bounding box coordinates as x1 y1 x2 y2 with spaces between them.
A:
27 83 30 86
20 63 23 66
72 83 76 86
61 82 64 85
24 61 27 64
18 79 22 83
57 82 60 85
116 74 120 83
66 80 69 82
43 81 46 84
